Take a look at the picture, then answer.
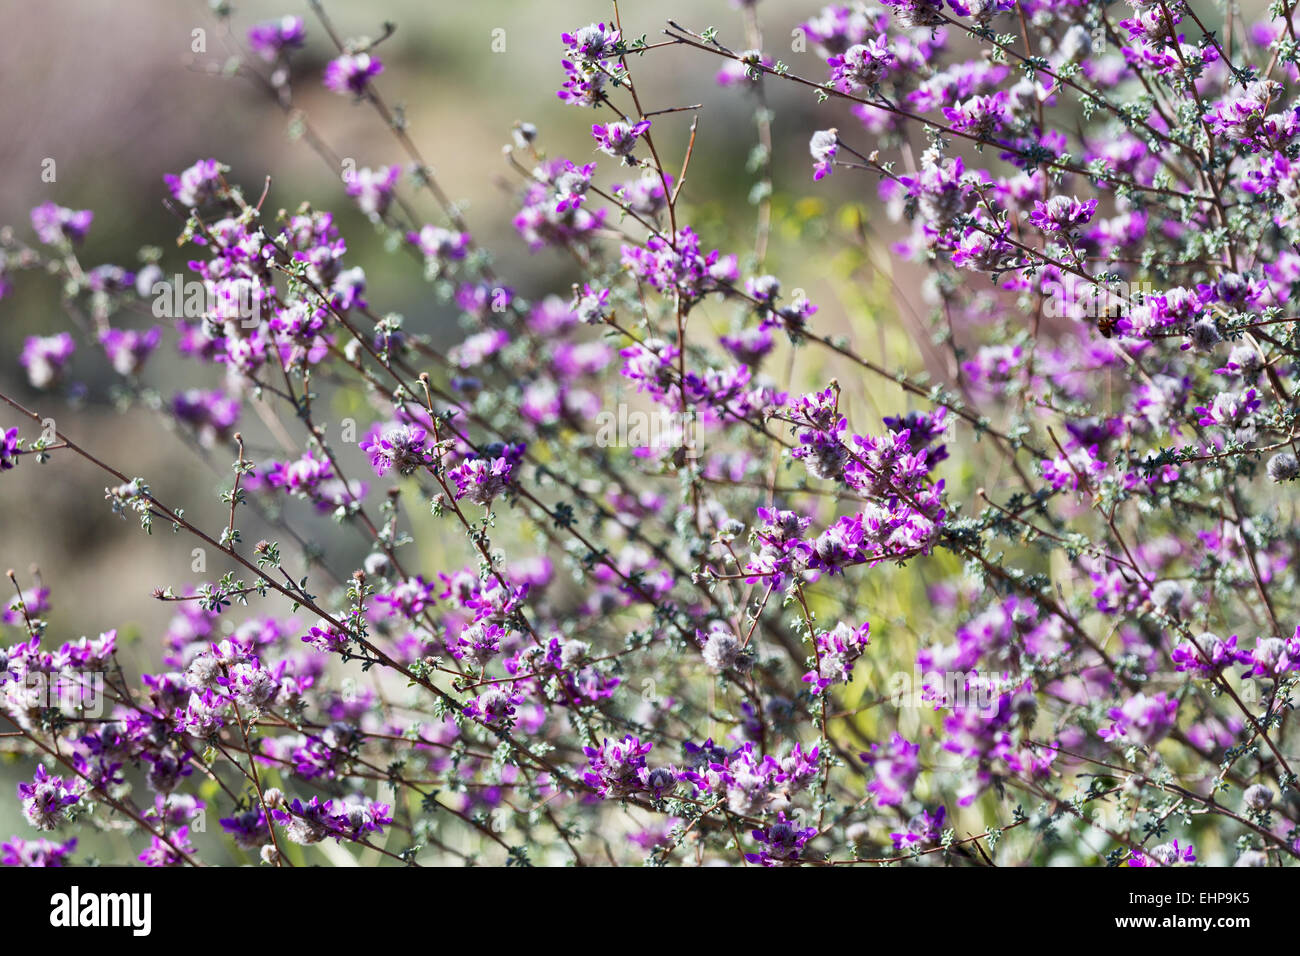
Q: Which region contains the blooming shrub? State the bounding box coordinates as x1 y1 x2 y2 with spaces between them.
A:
2 0 1300 869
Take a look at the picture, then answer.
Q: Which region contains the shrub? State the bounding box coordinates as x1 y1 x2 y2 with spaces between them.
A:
2 0 1299 868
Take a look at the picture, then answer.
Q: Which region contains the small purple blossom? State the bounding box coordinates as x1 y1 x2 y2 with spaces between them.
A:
360 423 431 478
17 767 80 831
448 442 525 506
0 428 20 472
591 119 651 161
30 203 93 245
164 159 224 207
247 15 306 61
19 333 76 389
323 53 383 96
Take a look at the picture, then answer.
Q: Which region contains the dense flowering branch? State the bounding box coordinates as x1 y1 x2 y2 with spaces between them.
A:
2 0 1300 868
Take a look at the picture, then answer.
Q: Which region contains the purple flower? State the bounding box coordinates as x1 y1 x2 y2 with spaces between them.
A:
946 0 1017 22
17 766 81 831
247 15 306 61
171 389 240 447
611 173 670 216
941 92 1009 138
719 325 775 366
164 159 224 207
1028 195 1100 234
827 37 894 92
408 225 470 268
272 796 337 845
561 22 621 62
1193 389 1260 429
0 428 20 472
591 119 650 160
0 836 76 867
550 160 596 214
745 812 817 866
514 158 608 251
455 622 506 668
809 128 839 181
99 326 162 376
19 333 76 389
301 619 350 654
569 283 610 324
582 735 657 799
620 228 725 301
1172 634 1250 675
30 203 92 245
345 164 401 218
448 442 525 506
891 805 947 850
1243 634 1300 679
883 407 949 464
3 585 47 622
462 688 523 727
1128 840 1196 867
865 734 920 807
1100 692 1179 747
557 60 605 108
804 621 871 692
716 50 772 87
881 0 946 28
323 53 383 96
360 423 431 477
1205 80 1289 150
449 329 510 368
219 808 270 849
333 798 393 841
374 575 437 620
266 450 335 499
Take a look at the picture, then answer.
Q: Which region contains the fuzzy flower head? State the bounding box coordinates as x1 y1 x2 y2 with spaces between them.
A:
591 119 651 161
1 428 20 472
345 165 401 218
562 22 621 61
448 442 525 506
20 334 76 390
171 390 240 448
164 159 225 207
1268 452 1300 483
827 37 894 92
865 733 920 807
1028 196 1099 235
462 688 523 727
582 734 655 798
99 326 162 377
247 16 306 61
941 92 1008 138
360 423 431 477
409 225 470 269
30 203 93 245
745 812 817 866
1101 692 1179 747
17 767 81 831
323 53 383 96
810 128 839 181
804 620 871 692
1 836 77 867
